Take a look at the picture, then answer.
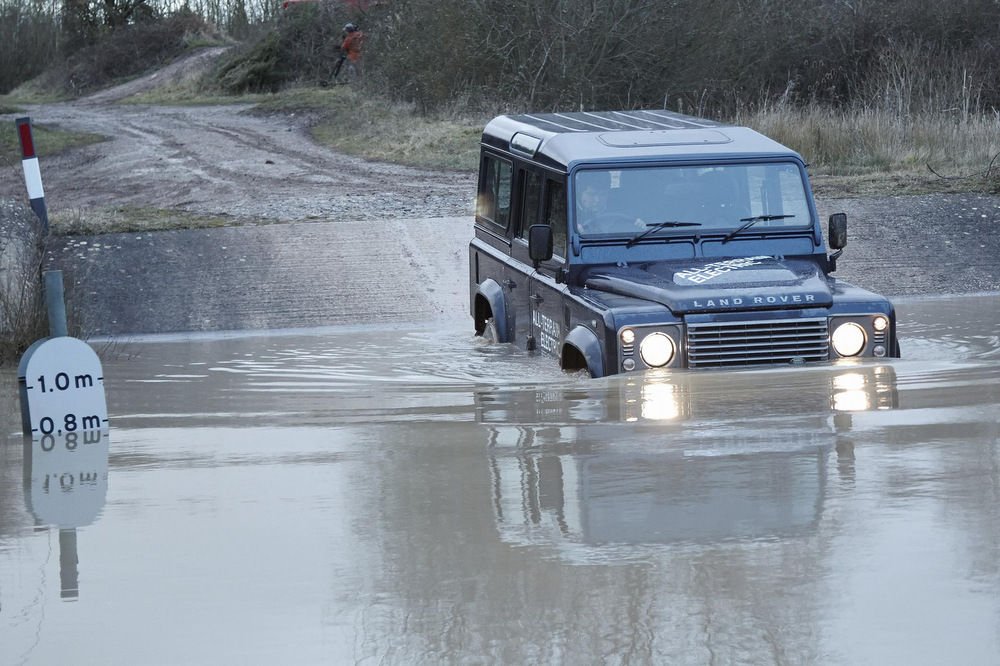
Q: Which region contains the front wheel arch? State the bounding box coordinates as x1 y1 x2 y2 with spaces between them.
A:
474 280 509 342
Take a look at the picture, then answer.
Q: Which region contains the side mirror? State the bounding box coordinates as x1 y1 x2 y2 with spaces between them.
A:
828 213 848 250
528 224 553 265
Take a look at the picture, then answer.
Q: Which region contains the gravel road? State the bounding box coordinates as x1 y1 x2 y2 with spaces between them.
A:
2 60 998 336
1 101 474 223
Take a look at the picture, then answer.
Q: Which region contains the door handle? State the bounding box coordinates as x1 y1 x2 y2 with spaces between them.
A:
530 294 543 305
503 279 516 289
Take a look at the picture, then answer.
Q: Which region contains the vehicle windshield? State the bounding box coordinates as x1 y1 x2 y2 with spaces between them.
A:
573 163 812 237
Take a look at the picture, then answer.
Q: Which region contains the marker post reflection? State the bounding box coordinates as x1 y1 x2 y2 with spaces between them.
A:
23 430 109 601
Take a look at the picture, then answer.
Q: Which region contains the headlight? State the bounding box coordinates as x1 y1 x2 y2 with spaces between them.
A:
832 322 866 357
639 332 675 367
873 315 889 332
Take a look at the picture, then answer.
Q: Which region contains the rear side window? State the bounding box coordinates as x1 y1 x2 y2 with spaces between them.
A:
478 155 513 230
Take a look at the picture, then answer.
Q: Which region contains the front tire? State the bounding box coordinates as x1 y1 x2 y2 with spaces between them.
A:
481 318 500 344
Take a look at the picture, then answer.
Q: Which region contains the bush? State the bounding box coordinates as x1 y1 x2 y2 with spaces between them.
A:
33 9 224 96
0 199 45 364
217 2 348 93
0 3 60 94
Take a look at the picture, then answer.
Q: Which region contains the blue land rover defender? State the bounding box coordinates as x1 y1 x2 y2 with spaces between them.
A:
469 110 899 377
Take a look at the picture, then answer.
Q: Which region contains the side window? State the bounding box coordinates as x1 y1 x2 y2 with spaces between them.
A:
545 179 567 259
518 170 542 239
478 154 513 230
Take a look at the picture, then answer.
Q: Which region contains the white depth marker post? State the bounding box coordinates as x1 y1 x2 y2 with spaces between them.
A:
16 116 49 235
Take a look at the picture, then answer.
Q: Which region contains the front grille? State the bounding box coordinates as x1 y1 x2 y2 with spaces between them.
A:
686 317 829 368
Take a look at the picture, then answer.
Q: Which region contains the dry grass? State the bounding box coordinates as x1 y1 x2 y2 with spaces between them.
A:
737 105 1000 195
283 86 485 171
298 87 1000 191
0 116 105 168
0 199 46 363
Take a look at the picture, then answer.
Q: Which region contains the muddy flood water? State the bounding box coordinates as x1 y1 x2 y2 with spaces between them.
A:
1 294 999 665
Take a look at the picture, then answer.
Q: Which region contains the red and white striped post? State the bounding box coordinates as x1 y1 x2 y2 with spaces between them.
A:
16 116 50 235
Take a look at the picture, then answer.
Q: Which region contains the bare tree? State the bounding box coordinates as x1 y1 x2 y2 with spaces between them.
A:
101 0 152 27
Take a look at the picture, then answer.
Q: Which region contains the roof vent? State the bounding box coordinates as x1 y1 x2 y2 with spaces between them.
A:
599 129 732 148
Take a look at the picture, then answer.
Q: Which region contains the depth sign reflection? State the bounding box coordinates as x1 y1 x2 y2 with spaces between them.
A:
23 431 110 600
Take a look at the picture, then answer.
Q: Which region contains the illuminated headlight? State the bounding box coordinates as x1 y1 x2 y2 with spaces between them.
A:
639 332 675 367
873 315 889 332
621 328 636 345
832 322 867 357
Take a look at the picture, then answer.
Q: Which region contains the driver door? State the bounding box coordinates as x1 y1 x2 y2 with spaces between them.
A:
527 179 569 357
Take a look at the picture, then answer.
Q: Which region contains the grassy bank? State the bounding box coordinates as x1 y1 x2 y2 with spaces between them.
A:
0 114 105 169
49 206 273 235
253 86 484 171
285 88 1000 196
742 106 1000 196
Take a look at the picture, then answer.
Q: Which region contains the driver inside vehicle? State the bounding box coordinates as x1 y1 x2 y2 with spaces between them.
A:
577 182 608 231
575 171 644 234
576 171 611 233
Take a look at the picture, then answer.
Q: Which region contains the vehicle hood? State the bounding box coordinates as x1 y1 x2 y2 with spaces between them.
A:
583 256 833 314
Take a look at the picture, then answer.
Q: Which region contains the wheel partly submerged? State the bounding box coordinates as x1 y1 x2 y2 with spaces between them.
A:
481 318 500 344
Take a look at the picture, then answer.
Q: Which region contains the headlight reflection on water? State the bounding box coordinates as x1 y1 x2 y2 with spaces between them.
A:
831 372 871 412
641 379 682 421
624 372 683 422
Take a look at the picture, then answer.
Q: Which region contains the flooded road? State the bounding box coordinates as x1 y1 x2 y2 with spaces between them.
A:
1 294 999 665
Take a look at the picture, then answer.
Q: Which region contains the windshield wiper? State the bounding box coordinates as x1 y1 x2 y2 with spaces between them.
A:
721 214 795 244
625 220 702 248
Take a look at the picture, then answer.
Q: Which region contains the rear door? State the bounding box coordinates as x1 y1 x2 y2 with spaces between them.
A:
473 152 516 338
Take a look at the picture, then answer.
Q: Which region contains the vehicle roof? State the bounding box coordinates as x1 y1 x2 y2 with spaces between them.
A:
481 110 803 170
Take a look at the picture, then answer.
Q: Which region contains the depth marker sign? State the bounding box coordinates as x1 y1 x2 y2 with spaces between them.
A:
16 116 49 234
19 337 109 439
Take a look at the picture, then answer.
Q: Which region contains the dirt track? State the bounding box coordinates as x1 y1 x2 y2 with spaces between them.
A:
2 54 999 336
1 101 474 224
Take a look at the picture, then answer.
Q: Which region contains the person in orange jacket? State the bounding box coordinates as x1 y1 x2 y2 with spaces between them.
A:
335 22 364 82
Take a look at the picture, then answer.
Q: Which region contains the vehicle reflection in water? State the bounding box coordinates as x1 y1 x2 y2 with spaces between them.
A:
483 365 897 558
477 363 898 425
22 431 110 600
